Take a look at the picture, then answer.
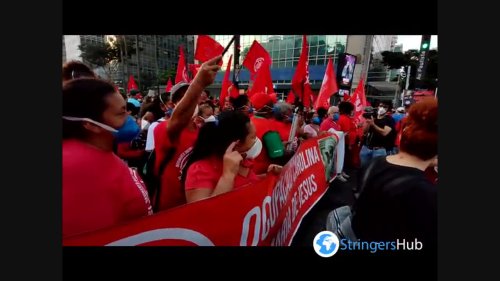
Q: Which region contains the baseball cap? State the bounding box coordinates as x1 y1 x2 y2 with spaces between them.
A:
250 92 273 110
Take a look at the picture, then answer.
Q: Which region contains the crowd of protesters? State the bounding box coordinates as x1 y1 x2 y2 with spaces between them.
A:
62 57 437 252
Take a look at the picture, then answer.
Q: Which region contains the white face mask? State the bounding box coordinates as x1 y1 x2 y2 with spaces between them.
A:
203 115 217 123
141 119 150 130
244 137 263 159
62 116 118 133
378 107 387 116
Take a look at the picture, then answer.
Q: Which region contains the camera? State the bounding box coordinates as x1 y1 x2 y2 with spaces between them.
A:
362 112 375 119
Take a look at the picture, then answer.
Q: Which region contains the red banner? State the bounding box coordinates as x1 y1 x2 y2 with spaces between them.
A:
63 134 339 246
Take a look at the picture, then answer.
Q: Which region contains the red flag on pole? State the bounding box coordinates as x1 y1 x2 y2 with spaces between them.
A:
175 46 189 84
292 35 313 108
165 78 173 92
219 55 233 108
127 75 138 93
286 90 295 104
195 35 224 66
247 61 274 97
314 57 338 110
350 78 367 120
242 40 272 79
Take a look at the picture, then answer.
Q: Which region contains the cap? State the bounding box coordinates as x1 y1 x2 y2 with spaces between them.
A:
170 82 190 96
250 92 273 110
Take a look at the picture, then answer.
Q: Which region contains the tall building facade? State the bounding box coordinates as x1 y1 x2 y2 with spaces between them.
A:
62 35 194 90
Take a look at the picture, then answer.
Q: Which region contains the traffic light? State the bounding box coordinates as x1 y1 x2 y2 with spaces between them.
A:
420 35 431 51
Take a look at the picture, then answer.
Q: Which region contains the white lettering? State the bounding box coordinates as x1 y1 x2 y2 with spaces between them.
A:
261 196 272 240
240 206 261 246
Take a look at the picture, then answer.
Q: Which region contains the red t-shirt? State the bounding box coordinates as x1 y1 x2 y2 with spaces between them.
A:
154 121 199 211
250 116 273 174
320 118 341 132
63 139 152 238
185 157 259 192
271 119 292 142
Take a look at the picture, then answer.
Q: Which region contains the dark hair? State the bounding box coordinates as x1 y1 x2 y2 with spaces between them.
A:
230 95 249 109
127 102 140 116
181 111 251 184
338 101 354 115
317 107 328 119
62 61 96 82
172 86 189 104
63 78 116 139
400 98 438 161
142 98 167 122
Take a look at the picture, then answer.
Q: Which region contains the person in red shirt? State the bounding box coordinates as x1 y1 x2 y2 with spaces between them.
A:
182 111 282 203
320 106 341 132
271 102 293 142
249 92 282 174
153 56 221 211
336 102 356 181
63 78 152 238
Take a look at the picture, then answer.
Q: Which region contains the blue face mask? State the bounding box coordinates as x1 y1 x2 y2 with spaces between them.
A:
248 107 254 114
165 108 173 117
287 115 294 123
332 113 340 121
312 117 321 125
113 115 140 143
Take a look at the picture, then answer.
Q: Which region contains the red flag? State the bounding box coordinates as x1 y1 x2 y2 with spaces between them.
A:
189 64 201 78
350 78 367 120
175 46 189 84
286 90 295 104
127 75 138 93
195 35 224 66
165 78 173 92
314 58 338 110
248 61 274 97
219 55 233 108
242 40 272 79
229 83 239 99
291 35 313 108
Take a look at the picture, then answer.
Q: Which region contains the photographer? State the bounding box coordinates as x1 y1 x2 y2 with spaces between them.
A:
360 102 396 168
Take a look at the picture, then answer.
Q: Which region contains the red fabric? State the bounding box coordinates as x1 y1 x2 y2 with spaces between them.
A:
315 57 338 110
292 35 313 108
242 40 272 79
185 157 259 191
219 55 233 108
195 35 224 66
175 46 189 83
250 116 273 174
248 61 274 96
348 117 359 146
189 64 201 78
337 114 352 133
165 78 173 92
350 78 367 120
286 90 295 104
154 121 199 211
320 118 341 132
269 93 278 104
250 92 272 110
272 119 292 141
63 139 151 238
116 142 145 159
127 75 138 93
229 83 239 99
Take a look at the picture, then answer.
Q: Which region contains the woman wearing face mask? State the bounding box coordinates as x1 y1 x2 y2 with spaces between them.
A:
63 78 152 238
303 116 322 139
182 111 282 203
